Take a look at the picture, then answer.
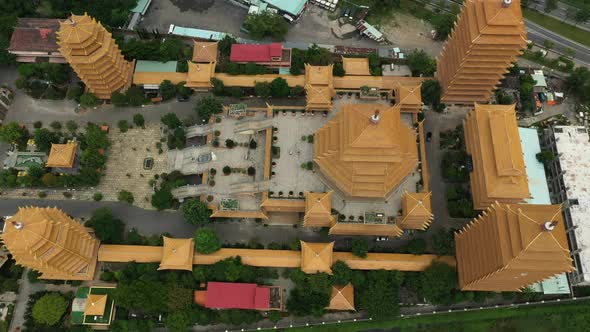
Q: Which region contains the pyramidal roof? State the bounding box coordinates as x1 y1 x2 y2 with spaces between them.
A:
158 236 194 271
397 191 434 230
84 293 107 316
300 241 334 274
304 192 335 227
327 283 355 311
314 104 419 198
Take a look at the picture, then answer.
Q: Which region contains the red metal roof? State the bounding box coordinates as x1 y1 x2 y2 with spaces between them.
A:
9 18 60 53
230 43 283 62
203 282 270 310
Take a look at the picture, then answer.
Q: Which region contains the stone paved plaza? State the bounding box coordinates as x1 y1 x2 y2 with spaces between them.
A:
96 124 167 209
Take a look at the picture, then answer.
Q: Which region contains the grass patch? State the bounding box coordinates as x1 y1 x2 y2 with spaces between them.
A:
285 298 590 332
523 8 590 48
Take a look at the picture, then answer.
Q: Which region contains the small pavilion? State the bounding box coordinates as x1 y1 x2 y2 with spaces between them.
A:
326 283 355 311
158 236 194 271
300 241 334 274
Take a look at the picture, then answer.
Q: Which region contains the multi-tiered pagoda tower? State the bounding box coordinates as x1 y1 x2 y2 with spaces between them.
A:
437 0 528 104
57 13 131 99
2 207 100 280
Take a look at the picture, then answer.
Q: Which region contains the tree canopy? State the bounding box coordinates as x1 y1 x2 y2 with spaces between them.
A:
0 121 28 144
85 207 125 244
358 270 402 319
351 238 369 258
182 199 211 226
194 96 223 122
255 82 272 98
271 77 290 97
194 227 221 254
420 262 458 305
244 12 289 40
407 49 437 77
32 293 67 326
160 80 177 101
421 79 441 107
286 270 332 316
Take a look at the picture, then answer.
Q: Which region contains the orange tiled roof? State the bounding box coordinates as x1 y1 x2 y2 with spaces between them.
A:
327 283 355 311
304 192 335 227
46 142 77 168
158 237 194 271
186 61 215 88
329 223 403 237
464 103 529 209
314 104 418 198
456 202 574 292
397 191 433 230
193 41 218 63
341 57 370 76
84 294 107 316
301 241 334 274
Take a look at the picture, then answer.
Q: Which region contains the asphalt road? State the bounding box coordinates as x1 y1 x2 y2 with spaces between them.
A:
533 0 590 32
525 18 590 65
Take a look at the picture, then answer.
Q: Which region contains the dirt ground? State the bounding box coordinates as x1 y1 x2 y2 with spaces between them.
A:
380 12 443 56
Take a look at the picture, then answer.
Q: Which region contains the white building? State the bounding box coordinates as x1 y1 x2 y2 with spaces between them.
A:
543 126 590 285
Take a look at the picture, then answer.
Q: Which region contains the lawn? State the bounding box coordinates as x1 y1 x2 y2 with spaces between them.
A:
523 8 590 48
284 298 590 332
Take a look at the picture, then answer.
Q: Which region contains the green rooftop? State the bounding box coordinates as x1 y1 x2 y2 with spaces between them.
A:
135 60 178 73
131 0 151 15
71 286 116 326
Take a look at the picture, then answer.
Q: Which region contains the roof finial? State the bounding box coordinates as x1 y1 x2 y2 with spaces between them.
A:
542 220 558 232
370 110 380 124
11 221 23 230
502 0 512 8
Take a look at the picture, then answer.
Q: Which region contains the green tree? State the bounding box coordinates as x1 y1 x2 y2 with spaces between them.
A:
406 238 427 254
167 127 186 149
118 120 129 133
111 91 128 107
351 238 369 258
66 120 78 133
420 262 458 305
80 149 107 169
495 90 514 105
566 67 590 103
421 79 441 106
194 96 223 122
176 82 191 98
432 229 456 255
331 260 353 285
151 187 175 211
83 123 110 150
161 113 182 129
211 77 225 96
536 149 555 163
32 293 67 326
80 93 100 107
125 86 146 107
159 38 183 60
194 227 221 254
0 121 27 144
66 85 83 101
166 285 193 312
182 199 211 226
271 77 290 97
118 190 134 204
255 81 272 98
543 39 554 51
333 62 346 77
160 80 177 101
544 0 557 13
218 35 238 57
113 280 168 315
407 49 436 77
244 12 289 39
575 8 590 25
27 164 45 185
133 113 145 128
33 128 58 153
164 310 191 332
359 270 402 319
85 207 125 244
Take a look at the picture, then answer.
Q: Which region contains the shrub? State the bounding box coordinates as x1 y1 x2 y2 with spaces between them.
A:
223 166 232 175
66 120 78 133
254 81 272 98
80 92 99 107
306 161 313 170
93 192 103 201
333 62 346 77
66 85 83 101
194 227 221 254
194 96 223 123
351 238 369 258
33 121 43 129
182 199 211 226
271 77 290 98
118 120 129 133
118 190 134 204
247 166 256 176
210 168 217 176
249 139 257 149
111 91 128 107
290 85 305 96
49 121 61 131
133 114 145 127
37 191 47 198
307 134 314 143
225 139 235 149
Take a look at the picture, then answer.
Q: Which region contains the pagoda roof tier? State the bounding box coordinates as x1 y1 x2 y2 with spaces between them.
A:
464 104 530 209
303 192 336 227
314 103 418 198
396 191 434 230
456 203 574 292
300 241 334 274
158 237 194 271
327 283 355 311
1 206 99 280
